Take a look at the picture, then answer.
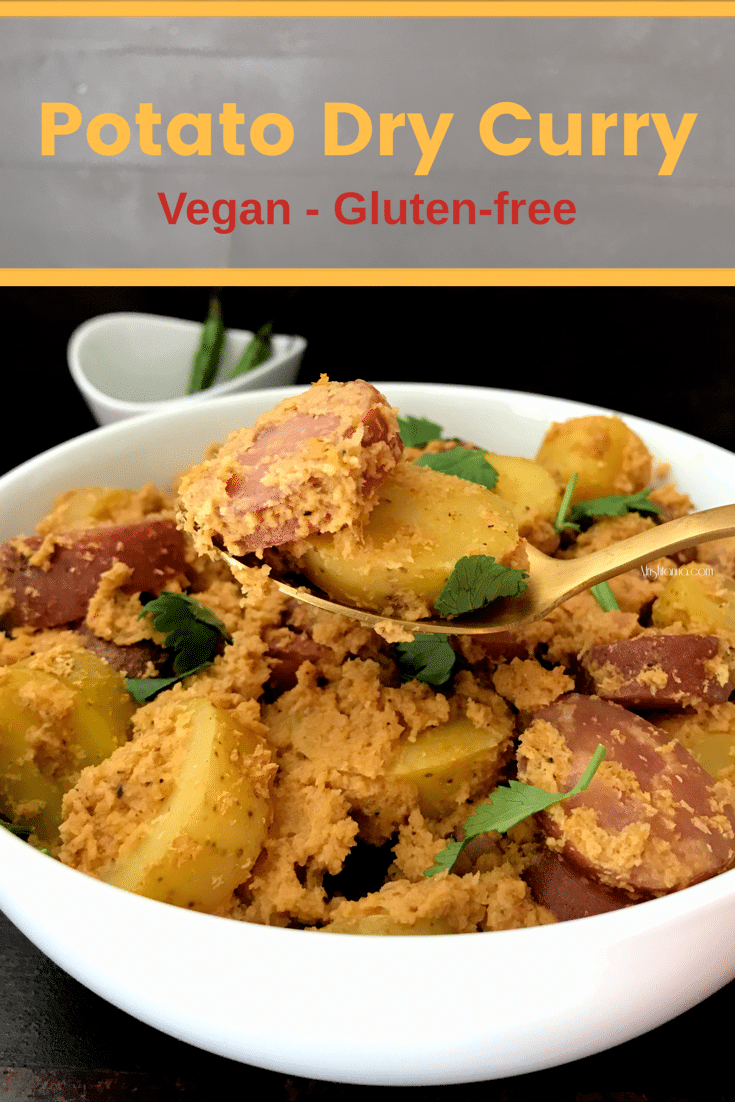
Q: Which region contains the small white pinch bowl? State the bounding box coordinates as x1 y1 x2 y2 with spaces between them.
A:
1 384 735 1086
68 311 308 425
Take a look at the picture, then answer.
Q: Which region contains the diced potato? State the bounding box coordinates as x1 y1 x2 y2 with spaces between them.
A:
485 453 561 526
38 487 139 533
386 714 512 819
319 914 453 935
535 415 652 503
656 707 735 779
651 571 735 634
100 698 271 912
294 462 522 618
0 647 135 845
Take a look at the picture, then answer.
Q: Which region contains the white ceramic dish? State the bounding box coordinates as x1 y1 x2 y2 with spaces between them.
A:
67 311 308 425
1 383 734 1086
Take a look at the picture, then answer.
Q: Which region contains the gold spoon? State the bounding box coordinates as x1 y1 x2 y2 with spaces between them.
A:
217 502 735 636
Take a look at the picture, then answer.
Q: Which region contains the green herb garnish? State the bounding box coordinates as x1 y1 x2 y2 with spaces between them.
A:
424 744 607 876
554 472 580 534
434 556 529 618
1 819 53 856
398 415 444 448
568 487 663 527
555 476 662 535
590 581 620 612
231 320 273 377
395 634 456 686
188 293 225 393
125 592 232 703
125 663 213 705
2 820 33 839
415 446 499 491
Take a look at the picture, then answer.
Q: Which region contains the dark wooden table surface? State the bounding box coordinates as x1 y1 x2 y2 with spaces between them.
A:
1 286 734 1101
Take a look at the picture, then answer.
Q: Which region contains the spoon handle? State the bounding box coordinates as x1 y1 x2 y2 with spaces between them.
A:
558 502 735 594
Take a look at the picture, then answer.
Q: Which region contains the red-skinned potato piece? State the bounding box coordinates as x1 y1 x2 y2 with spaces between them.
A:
518 693 735 896
0 519 188 630
266 631 332 694
524 849 641 921
582 634 734 709
177 377 403 557
74 623 164 680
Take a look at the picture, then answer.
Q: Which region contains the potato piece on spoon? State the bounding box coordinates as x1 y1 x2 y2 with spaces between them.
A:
177 376 403 558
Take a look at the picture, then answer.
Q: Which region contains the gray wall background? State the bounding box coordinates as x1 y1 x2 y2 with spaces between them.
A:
1 16 732 268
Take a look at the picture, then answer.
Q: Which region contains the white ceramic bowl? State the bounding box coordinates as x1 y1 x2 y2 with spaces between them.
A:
1 384 734 1086
68 311 308 425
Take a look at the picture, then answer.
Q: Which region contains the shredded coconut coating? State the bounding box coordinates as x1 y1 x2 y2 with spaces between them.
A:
177 376 403 558
6 391 735 935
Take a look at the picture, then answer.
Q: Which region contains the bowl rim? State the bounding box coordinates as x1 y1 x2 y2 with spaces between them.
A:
14 375 735 477
67 310 308 414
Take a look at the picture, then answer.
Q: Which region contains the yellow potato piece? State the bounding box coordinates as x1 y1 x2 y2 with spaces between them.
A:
486 453 562 526
0 648 134 845
536 415 651 503
651 572 735 634
386 715 512 819
102 698 271 912
664 721 735 779
296 462 521 617
38 487 139 533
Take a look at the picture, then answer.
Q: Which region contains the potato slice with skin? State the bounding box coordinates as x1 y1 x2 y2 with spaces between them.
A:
0 648 134 845
535 415 652 504
519 694 735 895
0 519 188 630
386 714 513 819
291 462 523 619
525 849 639 922
581 634 733 709
177 377 403 557
97 698 271 912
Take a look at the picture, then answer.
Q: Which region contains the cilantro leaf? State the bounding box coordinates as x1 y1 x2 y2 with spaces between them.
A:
398 415 444 448
568 487 663 526
434 556 528 618
425 838 465 876
125 663 213 704
137 592 232 674
125 593 232 702
395 634 456 686
424 744 606 877
415 446 499 490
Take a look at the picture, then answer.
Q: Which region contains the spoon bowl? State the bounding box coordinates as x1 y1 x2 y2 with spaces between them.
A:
218 502 735 635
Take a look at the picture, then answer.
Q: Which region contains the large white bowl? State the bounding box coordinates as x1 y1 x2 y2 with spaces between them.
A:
1 384 734 1086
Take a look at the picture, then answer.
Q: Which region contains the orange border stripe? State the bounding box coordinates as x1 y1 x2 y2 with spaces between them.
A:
3 2 735 15
2 269 735 286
